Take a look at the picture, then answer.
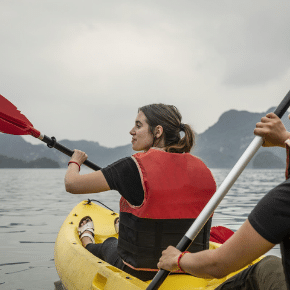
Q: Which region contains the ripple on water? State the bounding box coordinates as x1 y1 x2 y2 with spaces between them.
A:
0 168 285 288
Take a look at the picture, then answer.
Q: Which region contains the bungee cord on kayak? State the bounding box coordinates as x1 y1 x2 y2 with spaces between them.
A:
85 199 116 213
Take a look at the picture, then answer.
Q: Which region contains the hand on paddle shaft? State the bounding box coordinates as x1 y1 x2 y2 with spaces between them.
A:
0 94 101 171
157 246 182 272
254 112 290 148
70 150 88 167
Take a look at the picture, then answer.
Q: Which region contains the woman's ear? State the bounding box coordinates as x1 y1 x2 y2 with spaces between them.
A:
154 125 164 139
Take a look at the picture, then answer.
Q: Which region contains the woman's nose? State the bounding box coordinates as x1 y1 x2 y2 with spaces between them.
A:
130 128 135 135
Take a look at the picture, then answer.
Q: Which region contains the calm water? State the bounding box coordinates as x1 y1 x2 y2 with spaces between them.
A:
0 167 285 290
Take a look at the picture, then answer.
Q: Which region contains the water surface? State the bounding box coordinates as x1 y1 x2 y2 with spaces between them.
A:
0 168 285 289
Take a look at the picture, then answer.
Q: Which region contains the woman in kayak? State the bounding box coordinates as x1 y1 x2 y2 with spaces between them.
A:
65 103 216 281
158 112 289 289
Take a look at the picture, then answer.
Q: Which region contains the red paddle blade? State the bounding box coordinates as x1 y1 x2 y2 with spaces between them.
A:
210 226 234 244
0 95 40 137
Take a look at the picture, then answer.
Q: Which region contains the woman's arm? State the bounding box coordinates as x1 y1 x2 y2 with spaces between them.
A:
65 150 110 194
158 219 275 279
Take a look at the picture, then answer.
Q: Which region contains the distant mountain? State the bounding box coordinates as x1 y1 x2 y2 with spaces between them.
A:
0 154 60 168
0 107 288 169
0 134 134 168
252 151 284 169
193 107 288 168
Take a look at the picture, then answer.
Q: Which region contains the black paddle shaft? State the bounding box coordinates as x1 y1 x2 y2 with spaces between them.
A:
146 90 290 290
274 90 290 118
41 135 101 171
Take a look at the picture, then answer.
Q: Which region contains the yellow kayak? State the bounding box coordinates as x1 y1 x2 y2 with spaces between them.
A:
54 200 264 290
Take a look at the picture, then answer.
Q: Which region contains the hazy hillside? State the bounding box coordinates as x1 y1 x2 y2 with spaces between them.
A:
0 134 134 168
193 107 288 168
0 107 288 169
0 154 60 168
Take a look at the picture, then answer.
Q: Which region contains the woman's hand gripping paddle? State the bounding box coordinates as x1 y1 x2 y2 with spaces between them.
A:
0 95 101 171
146 90 290 290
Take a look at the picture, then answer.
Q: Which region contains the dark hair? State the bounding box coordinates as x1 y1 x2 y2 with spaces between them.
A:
138 103 195 153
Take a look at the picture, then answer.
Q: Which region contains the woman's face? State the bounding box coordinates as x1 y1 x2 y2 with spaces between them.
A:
130 111 154 151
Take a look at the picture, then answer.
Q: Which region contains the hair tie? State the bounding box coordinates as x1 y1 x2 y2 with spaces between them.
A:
180 123 185 131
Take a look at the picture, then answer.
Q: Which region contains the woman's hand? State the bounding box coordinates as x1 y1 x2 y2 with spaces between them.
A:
157 246 181 272
70 149 88 166
254 113 290 147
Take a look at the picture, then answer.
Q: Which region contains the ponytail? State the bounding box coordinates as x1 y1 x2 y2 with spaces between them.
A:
166 123 195 153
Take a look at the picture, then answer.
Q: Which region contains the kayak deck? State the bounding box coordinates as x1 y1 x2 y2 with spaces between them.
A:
54 200 264 290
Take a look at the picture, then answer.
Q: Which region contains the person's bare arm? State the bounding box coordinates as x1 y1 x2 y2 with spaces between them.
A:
65 150 110 194
158 219 275 279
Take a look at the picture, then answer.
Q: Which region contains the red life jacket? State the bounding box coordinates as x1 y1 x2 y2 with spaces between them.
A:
118 149 216 271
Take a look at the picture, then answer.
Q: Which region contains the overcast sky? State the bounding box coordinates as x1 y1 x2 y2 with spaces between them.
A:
1 1 290 147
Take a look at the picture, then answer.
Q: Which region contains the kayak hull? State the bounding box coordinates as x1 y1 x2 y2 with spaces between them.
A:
54 200 264 290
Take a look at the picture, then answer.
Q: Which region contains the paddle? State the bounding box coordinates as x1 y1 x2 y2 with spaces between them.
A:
146 90 290 290
0 95 101 171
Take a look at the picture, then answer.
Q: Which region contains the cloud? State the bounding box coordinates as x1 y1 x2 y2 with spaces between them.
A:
1 0 289 147
206 2 290 85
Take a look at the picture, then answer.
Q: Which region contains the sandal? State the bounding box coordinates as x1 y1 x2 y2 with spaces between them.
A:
78 216 95 244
